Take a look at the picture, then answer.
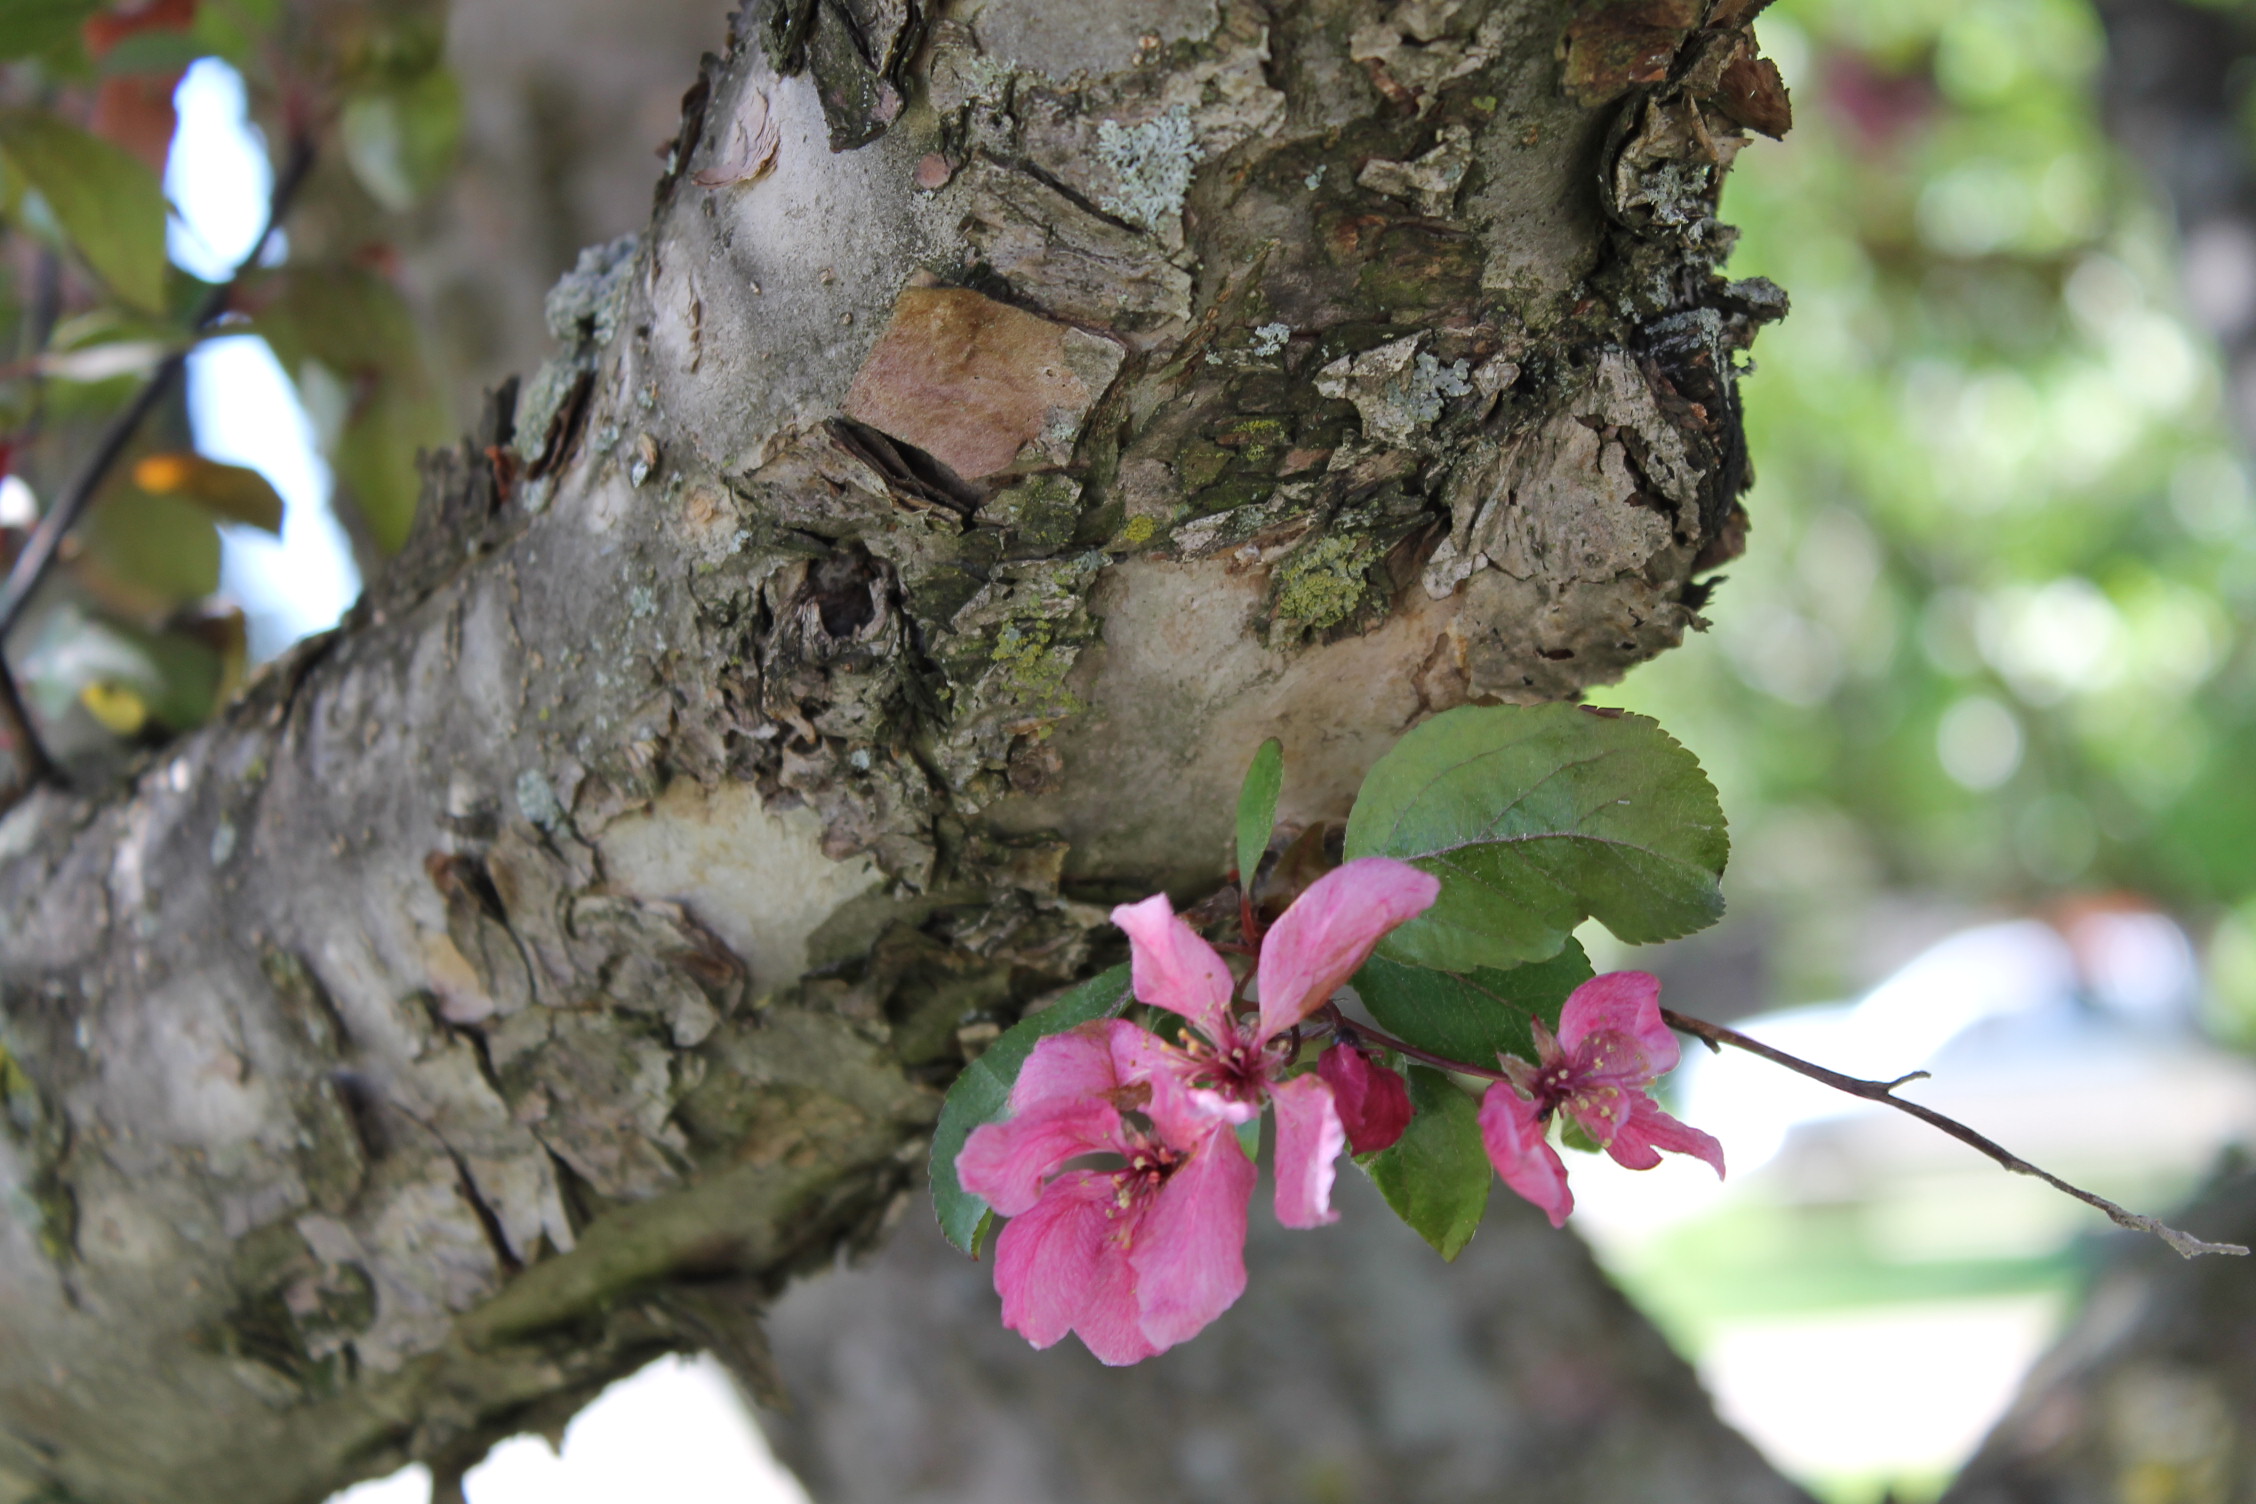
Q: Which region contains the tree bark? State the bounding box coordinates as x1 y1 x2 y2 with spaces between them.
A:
762 1168 1811 1504
1941 1163 2256 1504
0 3 1783 1500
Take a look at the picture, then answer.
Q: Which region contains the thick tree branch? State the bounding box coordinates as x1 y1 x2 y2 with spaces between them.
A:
0 5 1790 1499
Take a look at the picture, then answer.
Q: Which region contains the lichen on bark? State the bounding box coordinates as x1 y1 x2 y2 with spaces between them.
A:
0 3 1790 1500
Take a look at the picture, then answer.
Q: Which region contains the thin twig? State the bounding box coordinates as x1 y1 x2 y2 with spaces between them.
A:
1661 1006 2249 1260
1320 1006 1514 1083
0 133 316 654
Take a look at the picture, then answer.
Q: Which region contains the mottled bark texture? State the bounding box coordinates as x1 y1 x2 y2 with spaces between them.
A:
1943 1162 2256 1504
762 1169 1812 1504
0 3 1785 1501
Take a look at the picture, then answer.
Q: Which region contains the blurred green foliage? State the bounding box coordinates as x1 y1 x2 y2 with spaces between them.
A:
0 0 453 771
1593 0 2256 1021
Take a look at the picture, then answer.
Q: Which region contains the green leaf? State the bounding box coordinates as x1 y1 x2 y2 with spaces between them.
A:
1344 703 1728 972
0 0 97 62
96 29 207 76
1235 737 1284 889
1354 938 1593 1068
339 69 463 213
252 265 428 375
0 110 168 312
132 452 284 532
1365 1065 1490 1260
22 605 220 735
192 0 285 71
334 379 447 553
81 487 220 607
929 964 1132 1255
1557 1115 1602 1155
252 267 450 552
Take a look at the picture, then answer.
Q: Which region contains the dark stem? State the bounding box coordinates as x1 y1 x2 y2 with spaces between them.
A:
1321 985 2243 1259
1317 1005 1513 1083
1660 1006 2250 1261
0 133 316 653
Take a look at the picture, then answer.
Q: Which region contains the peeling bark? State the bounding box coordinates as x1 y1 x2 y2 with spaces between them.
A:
0 3 1785 1500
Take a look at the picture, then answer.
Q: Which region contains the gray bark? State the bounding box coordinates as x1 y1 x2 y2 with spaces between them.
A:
1942 1163 2256 1504
0 3 1784 1500
763 1169 1811 1504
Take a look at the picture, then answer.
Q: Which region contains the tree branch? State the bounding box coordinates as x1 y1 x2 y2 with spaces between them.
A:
1662 1007 2251 1260
1324 1007 1515 1083
0 6 1793 1492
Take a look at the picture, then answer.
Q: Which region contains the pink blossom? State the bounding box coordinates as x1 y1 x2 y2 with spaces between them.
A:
1477 970 1724 1227
1111 857 1438 1228
956 857 1435 1363
957 1019 1253 1364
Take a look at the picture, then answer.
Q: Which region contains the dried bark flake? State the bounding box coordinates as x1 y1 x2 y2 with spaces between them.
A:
842 287 1124 482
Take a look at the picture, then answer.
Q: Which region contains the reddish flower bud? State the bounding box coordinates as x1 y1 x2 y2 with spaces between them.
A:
1318 1044 1412 1155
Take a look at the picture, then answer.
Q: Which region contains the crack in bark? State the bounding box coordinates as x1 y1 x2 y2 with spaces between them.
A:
0 4 1796 1498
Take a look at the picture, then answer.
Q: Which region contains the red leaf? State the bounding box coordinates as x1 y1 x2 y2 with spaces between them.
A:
83 0 196 57
92 73 180 173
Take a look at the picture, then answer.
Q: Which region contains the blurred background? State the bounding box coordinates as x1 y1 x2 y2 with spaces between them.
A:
1589 0 2256 1495
11 0 2256 1500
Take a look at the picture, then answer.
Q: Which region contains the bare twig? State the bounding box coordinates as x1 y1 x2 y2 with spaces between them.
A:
0 133 316 652
1662 1007 2250 1260
1318 1005 1515 1083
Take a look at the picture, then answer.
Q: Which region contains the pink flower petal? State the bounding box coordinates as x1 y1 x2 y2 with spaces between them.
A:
1556 971 1679 1077
1112 893 1236 1043
1254 858 1440 1042
1270 1072 1346 1228
1010 1021 1126 1113
1318 1044 1413 1155
1106 1021 1231 1147
1130 1127 1254 1351
1187 1086 1262 1127
1560 1083 1636 1149
958 1099 1125 1217
1071 1222 1159 1366
1607 1096 1725 1178
1478 1082 1574 1229
991 1170 1119 1350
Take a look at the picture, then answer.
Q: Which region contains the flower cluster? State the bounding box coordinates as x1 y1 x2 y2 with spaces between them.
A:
1479 971 1725 1228
957 860 1725 1364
